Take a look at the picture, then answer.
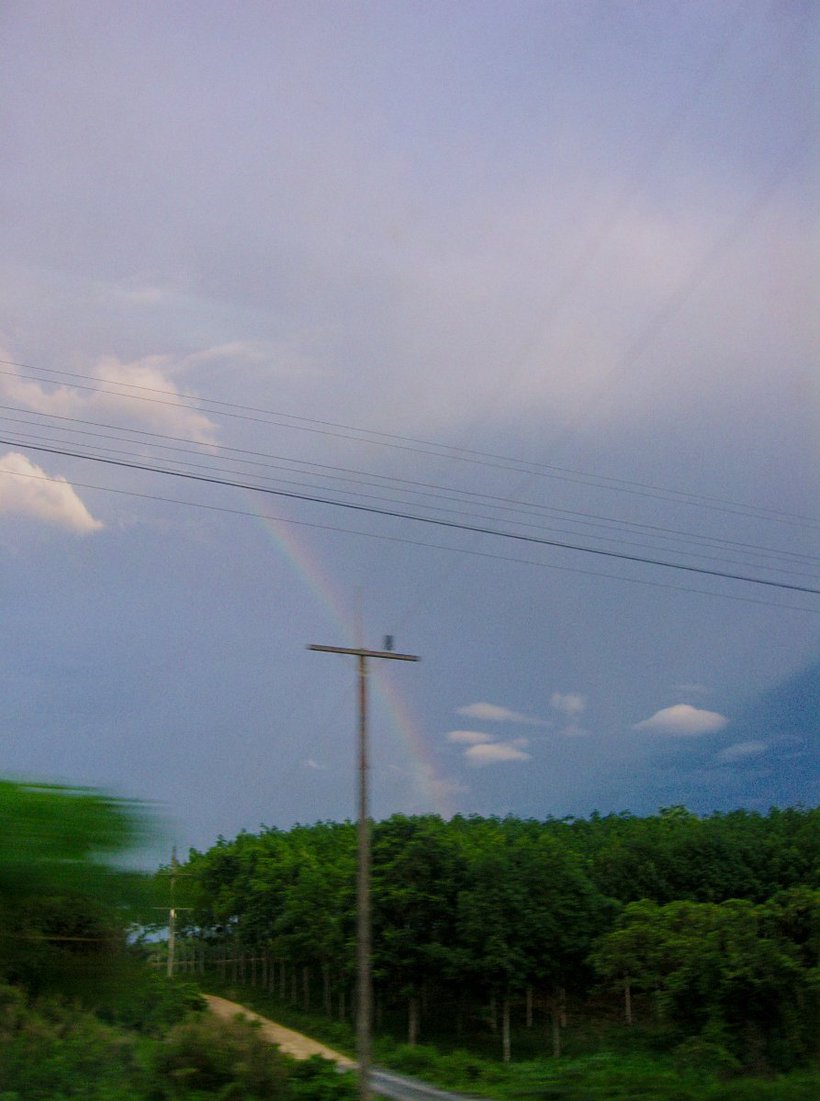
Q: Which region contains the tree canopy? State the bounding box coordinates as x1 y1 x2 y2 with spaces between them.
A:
173 805 819 1069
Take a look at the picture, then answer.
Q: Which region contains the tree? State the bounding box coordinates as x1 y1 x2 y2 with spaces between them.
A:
456 821 610 1060
372 815 465 1044
591 893 820 1070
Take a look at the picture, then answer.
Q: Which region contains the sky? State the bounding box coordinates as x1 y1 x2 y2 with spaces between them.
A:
1 1 817 865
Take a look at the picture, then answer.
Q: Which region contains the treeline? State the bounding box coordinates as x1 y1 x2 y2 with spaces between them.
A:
175 806 819 1071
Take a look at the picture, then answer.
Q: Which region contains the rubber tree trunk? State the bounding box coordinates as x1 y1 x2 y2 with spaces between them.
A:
489 995 498 1033
408 995 419 1046
501 995 511 1063
549 988 561 1059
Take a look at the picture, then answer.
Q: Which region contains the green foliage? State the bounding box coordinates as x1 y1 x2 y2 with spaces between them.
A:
95 972 205 1037
0 984 143 1100
578 806 820 905
0 778 155 996
178 807 819 1069
379 1044 819 1101
287 1057 356 1101
0 780 149 902
148 1012 290 1099
592 892 819 1070
0 980 356 1101
372 815 464 995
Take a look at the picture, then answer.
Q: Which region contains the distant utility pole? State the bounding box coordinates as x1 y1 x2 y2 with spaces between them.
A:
308 640 419 1101
157 847 191 978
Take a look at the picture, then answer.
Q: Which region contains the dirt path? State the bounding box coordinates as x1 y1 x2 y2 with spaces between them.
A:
203 994 356 1069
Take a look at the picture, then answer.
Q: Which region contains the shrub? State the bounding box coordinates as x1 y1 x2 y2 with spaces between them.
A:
148 1011 289 1099
96 971 205 1036
385 1042 438 1075
0 989 141 1100
673 1036 741 1078
287 1056 356 1101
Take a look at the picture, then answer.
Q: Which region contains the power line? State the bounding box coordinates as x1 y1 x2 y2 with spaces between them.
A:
3 404 817 583
5 428 816 582
0 403 815 548
2 435 818 597
4 464 817 615
1 359 815 529
1 407 816 580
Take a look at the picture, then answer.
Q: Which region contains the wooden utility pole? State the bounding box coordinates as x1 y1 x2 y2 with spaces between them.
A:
167 847 179 978
308 641 419 1101
157 847 191 977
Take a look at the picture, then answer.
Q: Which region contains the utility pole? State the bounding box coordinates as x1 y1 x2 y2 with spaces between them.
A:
157 847 191 978
167 847 179 978
308 641 419 1101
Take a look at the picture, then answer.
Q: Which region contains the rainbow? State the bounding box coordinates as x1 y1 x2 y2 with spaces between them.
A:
250 504 454 818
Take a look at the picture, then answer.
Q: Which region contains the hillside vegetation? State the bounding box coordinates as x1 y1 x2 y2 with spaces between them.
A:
171 806 819 1077
3 783 815 1098
0 779 354 1100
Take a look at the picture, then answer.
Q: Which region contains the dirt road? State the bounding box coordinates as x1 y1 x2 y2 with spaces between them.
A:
203 994 356 1068
203 995 490 1101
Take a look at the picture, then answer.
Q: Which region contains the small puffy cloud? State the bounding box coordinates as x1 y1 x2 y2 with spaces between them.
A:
447 729 493 745
465 740 531 766
634 704 729 736
0 452 103 533
456 701 538 723
184 341 274 366
303 758 325 770
560 722 591 737
716 741 767 764
550 692 586 718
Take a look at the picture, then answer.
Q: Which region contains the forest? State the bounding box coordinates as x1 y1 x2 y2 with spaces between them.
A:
172 806 819 1077
1 784 817 1099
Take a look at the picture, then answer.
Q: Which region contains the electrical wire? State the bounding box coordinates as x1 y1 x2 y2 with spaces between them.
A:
1 407 815 581
1 360 814 529
3 463 818 616
2 435 817 596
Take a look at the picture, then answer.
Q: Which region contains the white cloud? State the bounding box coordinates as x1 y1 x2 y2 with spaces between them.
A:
0 452 103 533
716 741 766 764
634 704 729 736
560 722 591 738
0 355 218 445
465 741 531 766
456 701 538 723
447 729 493 745
303 758 325 770
550 692 586 718
183 341 274 367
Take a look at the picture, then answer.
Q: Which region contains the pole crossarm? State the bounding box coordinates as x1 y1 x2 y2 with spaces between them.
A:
307 644 419 661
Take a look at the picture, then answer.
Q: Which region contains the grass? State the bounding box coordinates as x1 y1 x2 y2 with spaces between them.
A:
197 978 819 1101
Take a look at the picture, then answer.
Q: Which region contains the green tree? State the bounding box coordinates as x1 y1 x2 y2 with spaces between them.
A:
591 892 820 1070
456 821 609 1060
372 814 465 1044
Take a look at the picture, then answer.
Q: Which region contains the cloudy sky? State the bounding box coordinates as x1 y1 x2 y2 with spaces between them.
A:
1 1 817 862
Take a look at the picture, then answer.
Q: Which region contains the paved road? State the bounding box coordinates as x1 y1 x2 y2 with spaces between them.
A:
370 1066 491 1101
204 995 491 1101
